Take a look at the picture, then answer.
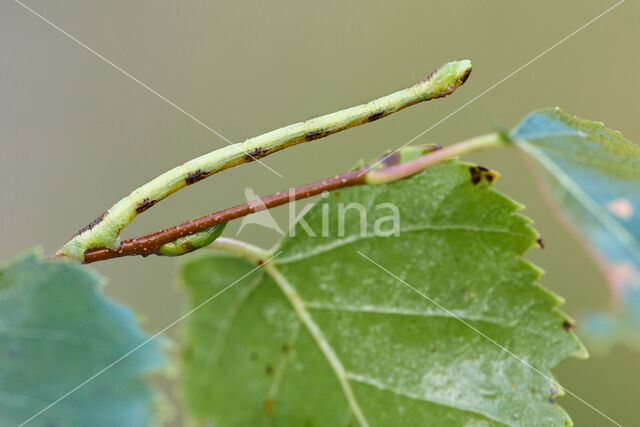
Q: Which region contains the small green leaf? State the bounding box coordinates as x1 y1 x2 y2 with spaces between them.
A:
512 108 640 351
180 160 585 426
0 250 165 426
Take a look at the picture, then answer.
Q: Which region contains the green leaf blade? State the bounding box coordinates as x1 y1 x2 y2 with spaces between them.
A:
0 251 165 427
512 108 640 350
181 160 585 426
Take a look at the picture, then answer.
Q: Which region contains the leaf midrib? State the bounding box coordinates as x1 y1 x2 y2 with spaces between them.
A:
518 140 640 265
260 262 526 427
262 262 371 427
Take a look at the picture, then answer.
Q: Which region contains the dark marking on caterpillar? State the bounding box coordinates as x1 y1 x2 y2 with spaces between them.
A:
136 198 157 214
304 130 324 141
185 169 210 185
265 364 273 375
537 237 545 249
562 320 576 331
367 111 385 122
459 67 472 85
75 211 107 236
422 66 441 83
244 147 267 161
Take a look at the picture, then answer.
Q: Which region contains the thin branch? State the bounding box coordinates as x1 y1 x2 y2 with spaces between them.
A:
80 132 508 264
57 60 473 263
82 169 367 263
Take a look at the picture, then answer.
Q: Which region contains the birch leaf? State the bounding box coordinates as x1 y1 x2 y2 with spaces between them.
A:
0 251 165 426
180 160 586 426
513 108 640 351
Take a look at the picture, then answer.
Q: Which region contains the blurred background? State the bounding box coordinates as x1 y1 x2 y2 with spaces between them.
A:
1 0 638 425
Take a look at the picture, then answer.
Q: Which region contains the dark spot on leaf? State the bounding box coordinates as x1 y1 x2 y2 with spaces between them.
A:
562 320 576 331
265 364 273 375
537 237 545 249
135 198 157 214
185 169 210 185
334 191 340 198
530 388 536 395
182 346 193 361
469 165 499 184
264 399 274 415
282 343 290 353
469 166 482 184
367 111 384 122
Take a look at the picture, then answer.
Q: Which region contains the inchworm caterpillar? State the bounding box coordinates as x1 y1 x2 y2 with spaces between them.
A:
58 60 472 262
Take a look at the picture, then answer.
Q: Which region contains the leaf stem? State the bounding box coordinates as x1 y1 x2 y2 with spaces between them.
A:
205 237 271 265
365 132 509 185
81 169 367 263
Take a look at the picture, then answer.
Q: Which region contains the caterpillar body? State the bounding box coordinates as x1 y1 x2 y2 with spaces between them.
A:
58 60 472 262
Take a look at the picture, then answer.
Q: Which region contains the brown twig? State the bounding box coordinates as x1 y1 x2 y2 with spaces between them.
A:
79 132 507 264
82 168 368 263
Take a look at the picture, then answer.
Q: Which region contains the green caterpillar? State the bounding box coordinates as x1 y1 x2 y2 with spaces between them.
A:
58 60 472 263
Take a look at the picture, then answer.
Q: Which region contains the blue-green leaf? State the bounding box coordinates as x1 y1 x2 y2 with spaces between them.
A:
0 250 165 426
512 107 640 351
